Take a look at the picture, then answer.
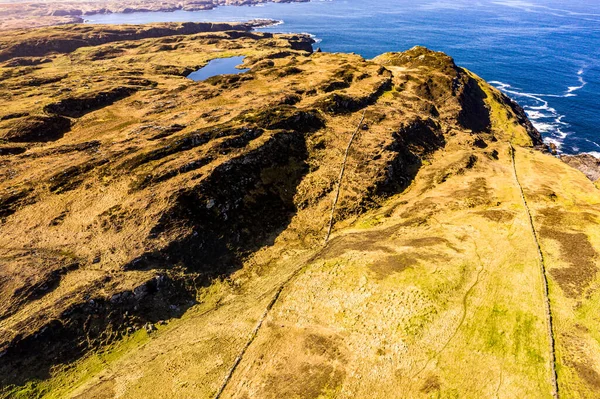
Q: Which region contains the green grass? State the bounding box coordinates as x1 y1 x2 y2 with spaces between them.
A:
5 329 151 399
353 214 385 229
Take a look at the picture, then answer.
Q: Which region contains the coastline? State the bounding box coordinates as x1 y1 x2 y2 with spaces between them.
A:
0 0 309 30
0 20 310 62
1 0 597 177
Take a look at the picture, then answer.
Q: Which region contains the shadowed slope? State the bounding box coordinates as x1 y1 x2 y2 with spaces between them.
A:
0 25 598 399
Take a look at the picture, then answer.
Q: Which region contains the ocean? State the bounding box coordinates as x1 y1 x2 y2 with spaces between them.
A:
86 0 600 155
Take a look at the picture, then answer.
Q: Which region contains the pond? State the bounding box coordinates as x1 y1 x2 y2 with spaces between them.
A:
187 56 249 81
85 1 600 154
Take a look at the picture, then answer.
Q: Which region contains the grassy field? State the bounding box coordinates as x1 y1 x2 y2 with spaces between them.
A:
1 24 599 399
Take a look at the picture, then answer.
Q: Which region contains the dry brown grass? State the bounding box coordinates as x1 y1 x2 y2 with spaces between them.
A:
0 23 599 399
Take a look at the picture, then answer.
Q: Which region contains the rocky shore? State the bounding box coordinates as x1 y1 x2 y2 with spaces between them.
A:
560 153 600 182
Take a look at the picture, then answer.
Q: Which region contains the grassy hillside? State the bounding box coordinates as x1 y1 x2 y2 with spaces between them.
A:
0 22 598 398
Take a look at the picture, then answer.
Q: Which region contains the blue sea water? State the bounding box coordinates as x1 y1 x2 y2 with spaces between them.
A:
86 0 600 155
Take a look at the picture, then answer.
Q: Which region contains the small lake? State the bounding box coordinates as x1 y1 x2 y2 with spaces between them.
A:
85 0 600 155
187 56 249 81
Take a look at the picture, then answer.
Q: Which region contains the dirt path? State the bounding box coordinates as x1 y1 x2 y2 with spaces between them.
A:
212 263 309 399
214 111 367 399
325 110 366 242
410 239 486 379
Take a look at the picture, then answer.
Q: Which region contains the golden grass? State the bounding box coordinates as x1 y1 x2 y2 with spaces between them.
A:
1 23 599 399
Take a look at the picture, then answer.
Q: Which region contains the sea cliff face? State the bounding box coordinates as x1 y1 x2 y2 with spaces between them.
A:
1 23 599 399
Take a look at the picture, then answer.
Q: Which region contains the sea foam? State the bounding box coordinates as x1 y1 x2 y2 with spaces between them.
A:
491 67 587 152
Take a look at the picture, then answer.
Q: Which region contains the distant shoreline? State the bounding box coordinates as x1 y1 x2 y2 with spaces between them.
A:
0 0 309 30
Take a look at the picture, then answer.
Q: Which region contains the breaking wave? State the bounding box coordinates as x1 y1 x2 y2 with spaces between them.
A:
489 68 586 151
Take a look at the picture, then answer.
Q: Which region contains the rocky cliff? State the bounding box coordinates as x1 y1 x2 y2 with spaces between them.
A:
561 153 600 184
0 22 599 399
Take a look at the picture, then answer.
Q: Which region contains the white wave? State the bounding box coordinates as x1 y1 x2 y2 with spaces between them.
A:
532 122 554 133
581 138 600 150
567 82 586 93
494 67 587 101
544 137 563 149
491 71 587 151
260 19 284 27
525 110 547 119
527 104 555 113
565 74 586 96
493 84 549 107
585 152 600 159
488 80 512 90
555 115 567 125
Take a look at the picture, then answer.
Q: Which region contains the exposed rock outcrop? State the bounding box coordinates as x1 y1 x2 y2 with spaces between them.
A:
44 87 141 118
1 115 71 143
561 153 600 181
